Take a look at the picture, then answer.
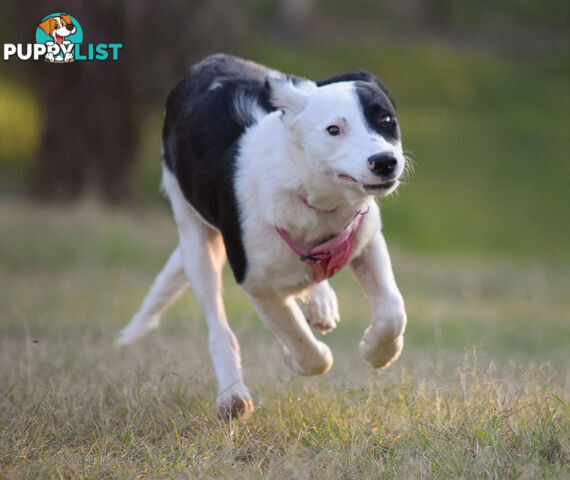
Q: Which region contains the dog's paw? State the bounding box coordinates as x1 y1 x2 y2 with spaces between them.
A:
283 341 333 376
115 314 160 347
301 282 340 334
359 324 404 369
216 387 254 423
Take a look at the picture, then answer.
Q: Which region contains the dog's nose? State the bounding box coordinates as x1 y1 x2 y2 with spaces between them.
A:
367 153 398 178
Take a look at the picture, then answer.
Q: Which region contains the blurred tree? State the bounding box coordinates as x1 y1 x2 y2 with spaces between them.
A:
423 0 453 30
7 0 244 204
279 0 315 30
1 0 566 202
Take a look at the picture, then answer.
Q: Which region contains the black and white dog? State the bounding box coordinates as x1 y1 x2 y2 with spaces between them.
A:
117 55 407 420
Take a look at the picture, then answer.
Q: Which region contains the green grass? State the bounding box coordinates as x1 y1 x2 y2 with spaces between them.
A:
1 201 568 478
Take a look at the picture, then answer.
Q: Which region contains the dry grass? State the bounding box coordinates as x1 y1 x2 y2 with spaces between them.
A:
1 201 568 479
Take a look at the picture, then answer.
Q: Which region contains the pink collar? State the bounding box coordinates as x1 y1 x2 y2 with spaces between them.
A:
275 212 366 282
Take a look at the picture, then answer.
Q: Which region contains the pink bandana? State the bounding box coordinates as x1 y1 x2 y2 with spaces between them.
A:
275 214 365 282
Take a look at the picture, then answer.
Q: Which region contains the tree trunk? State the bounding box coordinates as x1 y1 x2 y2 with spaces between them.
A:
17 0 243 204
28 60 137 204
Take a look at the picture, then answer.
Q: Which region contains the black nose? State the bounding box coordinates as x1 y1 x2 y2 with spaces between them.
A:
367 153 398 178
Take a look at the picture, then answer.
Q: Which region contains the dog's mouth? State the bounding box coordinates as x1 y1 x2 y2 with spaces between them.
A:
363 180 397 192
55 33 64 44
338 174 397 192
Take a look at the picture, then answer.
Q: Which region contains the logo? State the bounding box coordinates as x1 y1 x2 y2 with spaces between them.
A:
3 13 122 63
36 13 82 63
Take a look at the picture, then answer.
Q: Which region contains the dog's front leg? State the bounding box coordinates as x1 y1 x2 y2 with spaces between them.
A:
246 292 333 376
299 280 340 334
350 231 407 369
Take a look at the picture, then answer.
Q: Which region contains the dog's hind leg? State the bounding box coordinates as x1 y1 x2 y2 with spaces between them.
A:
116 246 187 346
163 169 253 421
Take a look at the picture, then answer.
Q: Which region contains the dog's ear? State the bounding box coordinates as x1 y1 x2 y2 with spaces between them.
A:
60 14 72 25
266 74 316 120
38 16 55 35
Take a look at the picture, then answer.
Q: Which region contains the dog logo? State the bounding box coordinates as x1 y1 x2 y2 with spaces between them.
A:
36 13 83 63
2 13 121 62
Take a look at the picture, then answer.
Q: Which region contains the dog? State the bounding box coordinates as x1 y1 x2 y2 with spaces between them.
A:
117 54 408 421
38 14 76 63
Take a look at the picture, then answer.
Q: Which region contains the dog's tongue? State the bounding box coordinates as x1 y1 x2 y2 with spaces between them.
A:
56 33 63 44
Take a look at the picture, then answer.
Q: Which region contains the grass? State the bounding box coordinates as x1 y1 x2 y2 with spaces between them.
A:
0 200 568 478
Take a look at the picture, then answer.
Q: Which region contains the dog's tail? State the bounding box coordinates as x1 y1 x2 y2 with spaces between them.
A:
116 246 187 346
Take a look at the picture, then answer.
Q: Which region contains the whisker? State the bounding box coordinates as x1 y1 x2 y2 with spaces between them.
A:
399 152 416 183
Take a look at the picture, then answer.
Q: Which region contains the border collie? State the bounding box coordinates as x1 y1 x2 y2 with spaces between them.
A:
117 54 408 421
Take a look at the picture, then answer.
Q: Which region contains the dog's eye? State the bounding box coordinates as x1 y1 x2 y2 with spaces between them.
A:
379 114 393 128
326 125 341 136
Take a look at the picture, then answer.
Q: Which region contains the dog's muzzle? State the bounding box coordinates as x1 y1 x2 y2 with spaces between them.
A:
367 153 398 179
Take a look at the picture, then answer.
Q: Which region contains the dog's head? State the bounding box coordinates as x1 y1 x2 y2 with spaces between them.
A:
38 15 76 44
266 71 405 197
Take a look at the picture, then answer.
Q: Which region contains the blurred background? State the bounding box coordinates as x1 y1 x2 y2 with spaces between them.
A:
1 5 568 474
0 1 568 370
1 0 568 260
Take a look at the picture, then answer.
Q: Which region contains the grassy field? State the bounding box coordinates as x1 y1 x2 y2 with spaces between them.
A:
0 201 568 479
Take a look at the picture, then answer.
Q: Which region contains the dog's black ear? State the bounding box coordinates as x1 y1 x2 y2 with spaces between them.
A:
265 74 316 120
317 70 396 109
316 70 376 87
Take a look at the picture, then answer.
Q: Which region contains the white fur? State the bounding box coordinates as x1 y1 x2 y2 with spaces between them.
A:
116 246 186 345
232 89 267 125
299 281 340 333
118 75 407 419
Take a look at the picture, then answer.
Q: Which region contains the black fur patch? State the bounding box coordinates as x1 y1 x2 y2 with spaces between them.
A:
354 81 400 143
162 55 275 283
318 71 400 143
